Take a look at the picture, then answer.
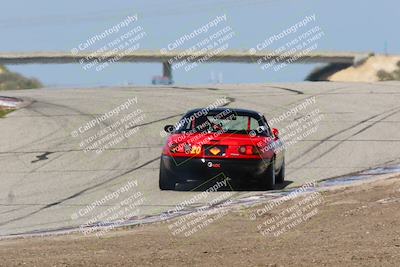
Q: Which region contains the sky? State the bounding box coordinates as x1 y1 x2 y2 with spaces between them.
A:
0 0 398 87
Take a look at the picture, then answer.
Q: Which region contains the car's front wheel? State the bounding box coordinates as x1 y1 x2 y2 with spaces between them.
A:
159 159 176 190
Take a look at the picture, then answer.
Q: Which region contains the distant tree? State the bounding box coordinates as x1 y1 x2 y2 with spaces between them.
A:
305 63 352 81
377 61 400 81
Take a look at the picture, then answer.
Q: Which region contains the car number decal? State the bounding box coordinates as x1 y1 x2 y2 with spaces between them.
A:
190 145 201 154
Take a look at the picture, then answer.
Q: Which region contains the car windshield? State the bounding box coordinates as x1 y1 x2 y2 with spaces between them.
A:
175 110 264 134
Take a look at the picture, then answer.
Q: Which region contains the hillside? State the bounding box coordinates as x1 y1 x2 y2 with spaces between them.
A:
0 65 42 91
328 55 400 82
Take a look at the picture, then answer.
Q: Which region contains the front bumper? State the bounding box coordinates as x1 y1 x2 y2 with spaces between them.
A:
161 155 272 182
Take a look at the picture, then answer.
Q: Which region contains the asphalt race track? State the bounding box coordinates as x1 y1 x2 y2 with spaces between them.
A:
1 82 400 236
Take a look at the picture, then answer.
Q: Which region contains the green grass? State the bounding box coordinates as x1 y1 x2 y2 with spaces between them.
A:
0 109 14 118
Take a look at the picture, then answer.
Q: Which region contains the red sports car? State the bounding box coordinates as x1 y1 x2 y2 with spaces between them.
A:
159 108 285 190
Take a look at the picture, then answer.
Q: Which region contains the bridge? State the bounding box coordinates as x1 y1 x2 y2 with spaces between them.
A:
0 50 373 80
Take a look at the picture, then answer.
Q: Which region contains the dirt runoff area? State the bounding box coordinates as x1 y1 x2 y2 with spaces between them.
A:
328 55 400 82
1 176 400 267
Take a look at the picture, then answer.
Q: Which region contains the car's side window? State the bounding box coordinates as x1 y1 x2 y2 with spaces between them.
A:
261 115 272 136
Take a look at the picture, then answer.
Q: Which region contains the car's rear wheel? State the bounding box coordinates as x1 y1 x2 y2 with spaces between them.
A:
261 159 275 190
276 158 285 184
159 159 176 190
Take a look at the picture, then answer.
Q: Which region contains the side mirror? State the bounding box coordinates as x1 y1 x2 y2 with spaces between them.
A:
272 128 279 138
164 125 175 133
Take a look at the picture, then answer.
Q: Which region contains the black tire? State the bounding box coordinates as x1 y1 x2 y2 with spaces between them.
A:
276 158 285 184
261 159 275 190
159 160 176 190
